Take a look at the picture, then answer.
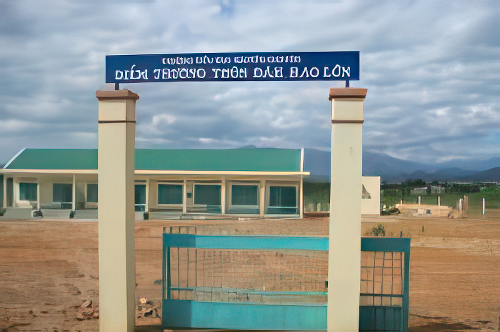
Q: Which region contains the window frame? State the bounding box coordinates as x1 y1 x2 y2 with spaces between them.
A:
267 184 299 215
157 182 184 206
86 183 98 203
229 182 259 208
193 183 222 207
19 182 37 202
53 183 73 204
135 183 147 212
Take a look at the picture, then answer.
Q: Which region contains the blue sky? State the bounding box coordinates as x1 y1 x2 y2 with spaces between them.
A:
1 0 499 165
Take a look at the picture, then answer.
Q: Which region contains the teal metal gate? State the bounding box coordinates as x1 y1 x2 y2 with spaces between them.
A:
162 227 410 331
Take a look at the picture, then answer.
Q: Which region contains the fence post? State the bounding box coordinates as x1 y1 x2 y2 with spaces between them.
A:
458 199 463 218
328 87 366 332
403 248 411 331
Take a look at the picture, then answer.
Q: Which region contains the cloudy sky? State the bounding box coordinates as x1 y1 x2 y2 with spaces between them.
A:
1 0 499 165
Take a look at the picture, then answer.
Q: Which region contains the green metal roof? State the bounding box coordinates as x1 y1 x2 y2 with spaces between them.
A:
5 149 98 170
4 148 302 172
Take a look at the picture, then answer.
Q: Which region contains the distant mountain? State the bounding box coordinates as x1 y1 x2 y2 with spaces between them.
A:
396 168 477 182
303 148 435 182
363 151 435 178
302 148 330 181
461 167 500 181
303 148 500 183
431 157 500 171
239 145 258 149
431 167 477 180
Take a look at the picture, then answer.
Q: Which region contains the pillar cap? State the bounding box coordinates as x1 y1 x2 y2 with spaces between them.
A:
329 88 367 100
96 89 139 101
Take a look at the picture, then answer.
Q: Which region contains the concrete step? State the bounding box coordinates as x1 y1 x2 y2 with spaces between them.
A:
3 207 33 219
149 211 182 220
74 209 98 220
41 209 72 219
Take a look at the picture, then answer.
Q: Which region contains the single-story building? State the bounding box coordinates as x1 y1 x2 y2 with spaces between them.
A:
1 148 308 219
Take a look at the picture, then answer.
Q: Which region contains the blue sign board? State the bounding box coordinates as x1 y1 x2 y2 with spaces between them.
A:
106 51 359 83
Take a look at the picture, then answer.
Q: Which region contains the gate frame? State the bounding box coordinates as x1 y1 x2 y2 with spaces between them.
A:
162 231 410 331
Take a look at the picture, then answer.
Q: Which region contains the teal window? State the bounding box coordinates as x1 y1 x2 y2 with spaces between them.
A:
231 185 258 206
53 183 72 203
135 184 146 204
269 186 297 207
194 185 221 205
135 184 146 212
158 184 183 205
87 184 98 203
20 183 37 201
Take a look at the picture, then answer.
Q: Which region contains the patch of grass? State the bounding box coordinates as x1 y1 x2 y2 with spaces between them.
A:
371 224 386 236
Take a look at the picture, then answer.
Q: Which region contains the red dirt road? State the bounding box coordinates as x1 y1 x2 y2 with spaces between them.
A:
0 213 499 331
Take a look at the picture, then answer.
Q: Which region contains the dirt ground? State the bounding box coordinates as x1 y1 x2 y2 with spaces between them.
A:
1 211 500 331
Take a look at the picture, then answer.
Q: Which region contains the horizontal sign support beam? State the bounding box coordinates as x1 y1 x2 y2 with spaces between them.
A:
106 51 359 83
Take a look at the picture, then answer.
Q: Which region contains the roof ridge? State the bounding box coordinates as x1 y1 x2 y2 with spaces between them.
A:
4 148 26 169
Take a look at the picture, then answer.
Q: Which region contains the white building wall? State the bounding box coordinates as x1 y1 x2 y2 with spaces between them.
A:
361 176 381 215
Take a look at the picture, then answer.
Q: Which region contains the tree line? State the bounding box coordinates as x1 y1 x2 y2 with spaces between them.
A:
381 179 492 196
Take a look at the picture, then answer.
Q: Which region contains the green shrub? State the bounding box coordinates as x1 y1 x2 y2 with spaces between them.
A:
371 224 386 237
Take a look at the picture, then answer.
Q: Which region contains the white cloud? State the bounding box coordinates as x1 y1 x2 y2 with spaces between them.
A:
152 114 177 126
0 0 499 166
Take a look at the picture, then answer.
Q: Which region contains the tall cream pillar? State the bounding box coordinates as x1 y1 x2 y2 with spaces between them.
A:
182 178 187 214
145 178 150 213
96 89 138 332
327 87 367 332
221 176 226 214
3 175 7 208
36 180 40 210
72 174 76 211
259 180 266 217
13 177 18 207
